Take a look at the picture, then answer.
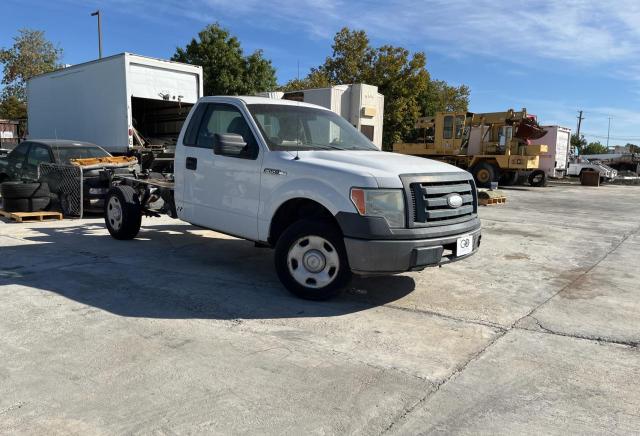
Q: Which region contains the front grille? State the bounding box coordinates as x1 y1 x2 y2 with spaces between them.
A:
404 174 477 227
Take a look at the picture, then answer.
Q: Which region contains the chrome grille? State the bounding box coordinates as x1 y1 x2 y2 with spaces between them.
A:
404 175 476 226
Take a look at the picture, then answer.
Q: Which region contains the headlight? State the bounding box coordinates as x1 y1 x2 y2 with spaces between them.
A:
89 187 108 195
350 188 405 228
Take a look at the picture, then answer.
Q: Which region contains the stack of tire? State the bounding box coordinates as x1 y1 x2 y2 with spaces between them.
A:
0 181 51 212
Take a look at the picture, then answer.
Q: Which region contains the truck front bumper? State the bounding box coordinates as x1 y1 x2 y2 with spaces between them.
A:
344 228 481 274
336 212 481 274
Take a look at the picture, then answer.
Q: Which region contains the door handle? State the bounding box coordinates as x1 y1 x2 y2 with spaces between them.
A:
186 157 197 170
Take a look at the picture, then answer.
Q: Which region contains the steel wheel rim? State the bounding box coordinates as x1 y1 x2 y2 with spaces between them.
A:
287 235 340 288
107 196 123 231
477 169 490 183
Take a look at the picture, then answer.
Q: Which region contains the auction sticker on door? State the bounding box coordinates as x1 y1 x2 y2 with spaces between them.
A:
457 234 473 256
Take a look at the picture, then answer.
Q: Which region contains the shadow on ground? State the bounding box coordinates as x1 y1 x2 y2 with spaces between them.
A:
0 221 416 320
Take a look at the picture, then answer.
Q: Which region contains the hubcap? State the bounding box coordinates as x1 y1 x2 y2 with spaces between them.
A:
107 196 123 231
287 236 340 288
477 169 490 183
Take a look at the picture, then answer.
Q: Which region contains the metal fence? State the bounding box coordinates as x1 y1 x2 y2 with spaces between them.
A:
38 163 83 218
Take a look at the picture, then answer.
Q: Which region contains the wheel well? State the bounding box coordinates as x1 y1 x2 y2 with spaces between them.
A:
269 198 338 246
0 173 8 183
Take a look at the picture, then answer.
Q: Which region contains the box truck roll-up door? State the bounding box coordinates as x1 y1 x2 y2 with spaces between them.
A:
128 63 200 103
128 63 200 147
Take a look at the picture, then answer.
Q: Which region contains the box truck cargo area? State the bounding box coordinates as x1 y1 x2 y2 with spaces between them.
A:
131 97 193 148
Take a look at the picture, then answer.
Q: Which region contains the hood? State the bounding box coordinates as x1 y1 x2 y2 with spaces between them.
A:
291 150 468 187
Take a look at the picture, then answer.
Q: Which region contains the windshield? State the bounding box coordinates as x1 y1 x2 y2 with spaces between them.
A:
248 104 378 151
53 146 110 164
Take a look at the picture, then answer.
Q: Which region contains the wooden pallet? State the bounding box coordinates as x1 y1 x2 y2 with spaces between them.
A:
0 209 63 223
479 197 506 206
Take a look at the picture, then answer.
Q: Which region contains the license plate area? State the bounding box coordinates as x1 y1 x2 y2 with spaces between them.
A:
456 234 473 256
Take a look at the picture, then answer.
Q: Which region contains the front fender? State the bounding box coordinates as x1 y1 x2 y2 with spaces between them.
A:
258 177 374 241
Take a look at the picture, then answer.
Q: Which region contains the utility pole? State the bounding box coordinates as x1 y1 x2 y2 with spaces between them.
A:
606 116 612 149
91 10 102 59
573 110 584 157
576 110 584 139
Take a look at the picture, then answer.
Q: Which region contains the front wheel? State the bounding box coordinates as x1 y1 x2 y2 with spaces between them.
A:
472 162 498 188
274 219 352 300
104 185 142 240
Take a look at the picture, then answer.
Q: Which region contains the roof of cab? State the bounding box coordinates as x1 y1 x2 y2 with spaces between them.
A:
198 95 330 111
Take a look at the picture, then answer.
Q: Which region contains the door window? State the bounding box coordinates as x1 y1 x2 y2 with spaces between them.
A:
27 145 52 167
443 116 453 139
190 104 258 159
455 115 465 139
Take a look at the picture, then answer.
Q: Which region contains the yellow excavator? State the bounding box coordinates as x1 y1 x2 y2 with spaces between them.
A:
393 109 548 187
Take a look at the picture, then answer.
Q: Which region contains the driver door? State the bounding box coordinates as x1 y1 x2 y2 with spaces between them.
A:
181 103 263 239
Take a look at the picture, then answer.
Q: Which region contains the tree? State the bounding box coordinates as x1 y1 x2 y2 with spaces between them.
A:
571 134 587 154
280 27 469 148
0 95 26 120
582 141 608 155
420 80 470 115
0 29 63 103
172 24 277 96
625 143 639 153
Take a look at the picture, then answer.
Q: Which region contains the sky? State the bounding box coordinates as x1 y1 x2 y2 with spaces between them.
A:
2 0 640 147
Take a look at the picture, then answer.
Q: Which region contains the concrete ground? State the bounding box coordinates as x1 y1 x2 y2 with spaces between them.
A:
0 183 639 435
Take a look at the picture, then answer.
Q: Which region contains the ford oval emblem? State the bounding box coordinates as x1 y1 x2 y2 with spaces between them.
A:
447 193 463 208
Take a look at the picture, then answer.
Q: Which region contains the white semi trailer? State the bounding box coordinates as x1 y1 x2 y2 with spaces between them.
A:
27 53 203 156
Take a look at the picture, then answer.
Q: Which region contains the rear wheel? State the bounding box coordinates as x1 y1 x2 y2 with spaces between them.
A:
104 185 142 240
472 162 498 188
275 219 351 300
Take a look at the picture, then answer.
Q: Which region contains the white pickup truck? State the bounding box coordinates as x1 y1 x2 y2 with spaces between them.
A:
567 159 618 181
103 96 481 299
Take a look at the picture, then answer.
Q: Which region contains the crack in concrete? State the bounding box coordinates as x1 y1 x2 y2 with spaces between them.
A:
519 316 639 349
384 303 507 332
380 329 508 435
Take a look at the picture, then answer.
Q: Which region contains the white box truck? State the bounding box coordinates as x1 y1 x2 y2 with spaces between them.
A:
529 125 571 178
258 84 385 148
27 53 203 156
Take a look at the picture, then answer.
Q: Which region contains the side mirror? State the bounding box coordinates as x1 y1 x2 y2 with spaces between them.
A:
214 133 247 157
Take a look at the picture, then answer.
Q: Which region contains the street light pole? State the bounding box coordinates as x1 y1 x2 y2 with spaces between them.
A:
606 116 612 149
90 10 102 59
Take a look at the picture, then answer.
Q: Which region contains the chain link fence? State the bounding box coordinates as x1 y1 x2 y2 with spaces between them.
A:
38 163 83 217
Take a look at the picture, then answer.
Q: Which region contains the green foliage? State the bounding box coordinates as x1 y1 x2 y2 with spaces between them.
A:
280 28 469 148
570 134 587 154
582 141 608 155
172 23 277 96
625 143 639 153
421 80 470 115
0 28 62 112
0 95 27 119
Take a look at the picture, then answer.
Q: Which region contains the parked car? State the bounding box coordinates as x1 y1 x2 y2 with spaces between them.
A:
103 96 482 300
0 139 124 213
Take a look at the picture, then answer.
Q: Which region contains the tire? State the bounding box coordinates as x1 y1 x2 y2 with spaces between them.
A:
1 181 50 199
528 170 546 187
274 219 352 300
104 185 142 240
472 162 498 188
499 171 519 186
2 196 50 212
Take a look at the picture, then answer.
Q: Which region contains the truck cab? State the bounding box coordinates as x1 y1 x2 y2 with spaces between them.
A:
104 96 481 300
